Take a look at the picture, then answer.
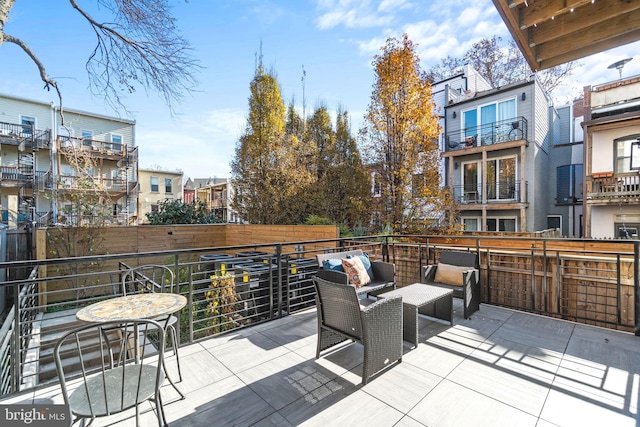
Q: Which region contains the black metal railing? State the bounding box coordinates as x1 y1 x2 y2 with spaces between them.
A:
452 181 524 204
445 116 528 151
0 234 637 398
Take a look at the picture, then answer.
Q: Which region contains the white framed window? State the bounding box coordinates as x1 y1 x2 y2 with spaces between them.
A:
615 134 640 173
150 176 159 192
462 97 517 145
20 115 36 136
165 178 172 193
487 217 517 232
547 215 562 231
81 130 93 147
111 134 123 152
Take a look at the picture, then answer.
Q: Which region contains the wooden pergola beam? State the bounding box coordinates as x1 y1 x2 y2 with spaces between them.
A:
530 1 640 47
520 0 593 29
536 11 640 63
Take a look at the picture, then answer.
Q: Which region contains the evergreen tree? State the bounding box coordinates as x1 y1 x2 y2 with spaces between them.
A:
231 64 313 224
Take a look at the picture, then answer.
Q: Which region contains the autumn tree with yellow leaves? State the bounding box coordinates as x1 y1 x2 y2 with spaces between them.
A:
360 34 454 233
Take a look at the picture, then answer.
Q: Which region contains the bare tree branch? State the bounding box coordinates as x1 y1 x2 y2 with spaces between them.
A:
1 0 198 115
68 0 199 114
3 33 65 118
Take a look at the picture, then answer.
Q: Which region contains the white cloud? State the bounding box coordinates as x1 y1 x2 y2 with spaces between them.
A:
378 0 412 13
136 109 246 179
316 0 401 29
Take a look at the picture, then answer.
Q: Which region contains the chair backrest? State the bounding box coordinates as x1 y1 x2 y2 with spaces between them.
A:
316 249 364 268
313 276 362 339
54 319 165 420
439 251 478 268
122 265 175 296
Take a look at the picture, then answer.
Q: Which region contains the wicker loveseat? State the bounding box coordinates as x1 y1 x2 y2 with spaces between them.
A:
315 249 395 297
422 250 480 319
313 275 403 384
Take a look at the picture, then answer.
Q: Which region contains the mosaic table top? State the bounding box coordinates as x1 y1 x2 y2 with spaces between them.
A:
76 293 187 323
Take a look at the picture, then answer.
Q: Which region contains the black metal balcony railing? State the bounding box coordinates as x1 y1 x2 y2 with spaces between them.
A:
453 181 524 204
445 116 528 152
0 235 637 398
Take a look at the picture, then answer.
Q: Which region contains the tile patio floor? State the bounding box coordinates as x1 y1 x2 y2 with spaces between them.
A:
3 299 640 426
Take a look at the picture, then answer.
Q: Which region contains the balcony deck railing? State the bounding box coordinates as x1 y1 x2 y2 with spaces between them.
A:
445 116 528 152
452 181 524 204
0 234 637 398
57 136 127 157
587 172 640 199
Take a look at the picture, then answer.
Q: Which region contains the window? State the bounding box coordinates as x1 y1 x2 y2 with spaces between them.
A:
462 98 516 145
615 223 639 239
462 161 481 202
487 156 517 200
615 134 640 173
462 217 479 231
20 115 35 136
547 215 562 231
556 164 583 204
150 204 159 213
487 217 516 232
111 134 123 152
81 130 93 147
165 178 172 193
150 176 159 192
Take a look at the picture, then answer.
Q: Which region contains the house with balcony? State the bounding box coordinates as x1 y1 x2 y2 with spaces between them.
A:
582 75 640 239
138 167 184 222
442 76 553 232
0 93 138 226
191 177 243 223
546 99 584 237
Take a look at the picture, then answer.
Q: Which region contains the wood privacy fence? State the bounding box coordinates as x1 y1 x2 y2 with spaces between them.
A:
387 236 638 332
34 224 338 305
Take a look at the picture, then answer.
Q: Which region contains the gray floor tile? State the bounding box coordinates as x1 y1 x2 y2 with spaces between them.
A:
408 379 538 427
206 330 291 373
446 356 551 416
237 352 335 411
361 361 442 414
281 386 403 426
540 387 639 427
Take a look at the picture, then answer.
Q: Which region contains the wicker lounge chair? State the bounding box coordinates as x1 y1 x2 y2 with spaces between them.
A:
316 249 395 297
313 275 403 384
422 250 480 319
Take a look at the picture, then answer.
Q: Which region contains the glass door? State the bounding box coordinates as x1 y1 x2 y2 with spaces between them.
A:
462 162 481 202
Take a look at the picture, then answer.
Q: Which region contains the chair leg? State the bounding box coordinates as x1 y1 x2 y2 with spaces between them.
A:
156 391 168 427
164 325 182 383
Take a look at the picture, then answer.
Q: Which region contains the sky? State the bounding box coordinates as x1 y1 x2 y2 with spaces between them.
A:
1 0 639 181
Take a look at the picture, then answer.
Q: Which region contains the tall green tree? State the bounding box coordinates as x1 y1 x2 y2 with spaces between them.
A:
231 64 313 224
360 34 450 233
325 110 371 227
